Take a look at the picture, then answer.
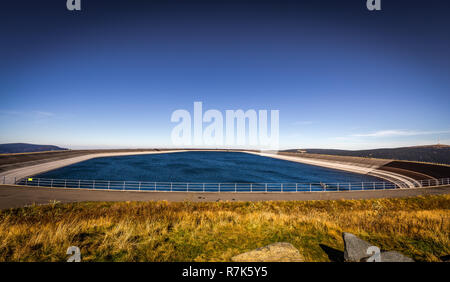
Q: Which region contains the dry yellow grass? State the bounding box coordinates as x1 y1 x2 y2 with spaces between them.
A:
0 195 449 262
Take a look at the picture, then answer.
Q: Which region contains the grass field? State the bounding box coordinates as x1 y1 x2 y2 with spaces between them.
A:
0 195 448 262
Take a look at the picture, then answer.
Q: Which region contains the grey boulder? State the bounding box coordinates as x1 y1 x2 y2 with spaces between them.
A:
380 251 414 262
342 232 414 262
342 232 374 262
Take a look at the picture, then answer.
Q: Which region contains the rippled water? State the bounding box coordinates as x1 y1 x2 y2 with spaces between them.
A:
35 151 381 184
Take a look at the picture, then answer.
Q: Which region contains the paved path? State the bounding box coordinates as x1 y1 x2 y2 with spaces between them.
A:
0 184 448 210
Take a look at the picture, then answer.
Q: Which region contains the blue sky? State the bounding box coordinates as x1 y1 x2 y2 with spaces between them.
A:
1 0 449 150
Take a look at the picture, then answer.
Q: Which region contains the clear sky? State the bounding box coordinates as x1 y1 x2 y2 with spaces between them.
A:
1 0 449 150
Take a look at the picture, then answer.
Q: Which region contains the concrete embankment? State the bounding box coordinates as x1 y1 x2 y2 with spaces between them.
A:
246 151 423 188
0 150 185 185
379 161 450 180
0 149 168 172
0 149 247 185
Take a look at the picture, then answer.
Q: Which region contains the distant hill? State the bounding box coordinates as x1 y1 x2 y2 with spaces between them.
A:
0 143 68 154
283 145 450 165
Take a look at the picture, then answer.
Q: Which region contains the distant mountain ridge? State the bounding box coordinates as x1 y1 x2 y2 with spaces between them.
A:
0 143 68 154
283 145 450 165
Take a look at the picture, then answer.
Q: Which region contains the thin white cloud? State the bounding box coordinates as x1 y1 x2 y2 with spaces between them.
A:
33 111 54 117
0 110 55 118
0 110 22 115
331 136 352 141
352 129 450 138
292 120 314 125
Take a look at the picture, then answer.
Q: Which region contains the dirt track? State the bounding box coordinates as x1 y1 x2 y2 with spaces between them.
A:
0 184 449 210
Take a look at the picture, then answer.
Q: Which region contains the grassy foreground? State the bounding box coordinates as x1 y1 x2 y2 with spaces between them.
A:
0 195 449 262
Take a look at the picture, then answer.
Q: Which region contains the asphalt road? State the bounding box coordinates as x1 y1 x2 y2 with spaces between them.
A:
1 184 449 210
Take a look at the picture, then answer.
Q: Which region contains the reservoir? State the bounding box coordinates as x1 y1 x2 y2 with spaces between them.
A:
26 151 385 191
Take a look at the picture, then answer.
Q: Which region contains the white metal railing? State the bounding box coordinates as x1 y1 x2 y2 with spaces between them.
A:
8 177 450 192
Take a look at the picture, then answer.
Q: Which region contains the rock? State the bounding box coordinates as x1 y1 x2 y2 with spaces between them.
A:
343 232 415 262
231 242 304 262
342 232 373 262
379 251 414 262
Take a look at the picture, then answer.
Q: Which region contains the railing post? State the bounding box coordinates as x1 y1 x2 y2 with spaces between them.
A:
171 182 173 192
251 183 253 192
218 183 221 192
309 183 311 192
383 182 386 189
78 179 81 188
51 179 53 188
337 183 339 191
296 183 298 192
154 182 156 191
349 183 351 191
93 180 95 189
373 182 376 190
37 178 40 187
187 183 189 192
108 181 110 190
265 183 267 192
123 181 125 191
235 183 237 192
362 182 364 190
64 179 67 188
203 183 205 192
281 183 283 192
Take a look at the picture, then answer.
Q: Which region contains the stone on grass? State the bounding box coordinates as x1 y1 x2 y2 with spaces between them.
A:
342 232 373 262
343 232 415 262
379 251 414 262
231 242 304 262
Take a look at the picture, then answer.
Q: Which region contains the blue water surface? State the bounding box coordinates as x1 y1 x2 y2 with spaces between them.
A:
34 151 381 184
